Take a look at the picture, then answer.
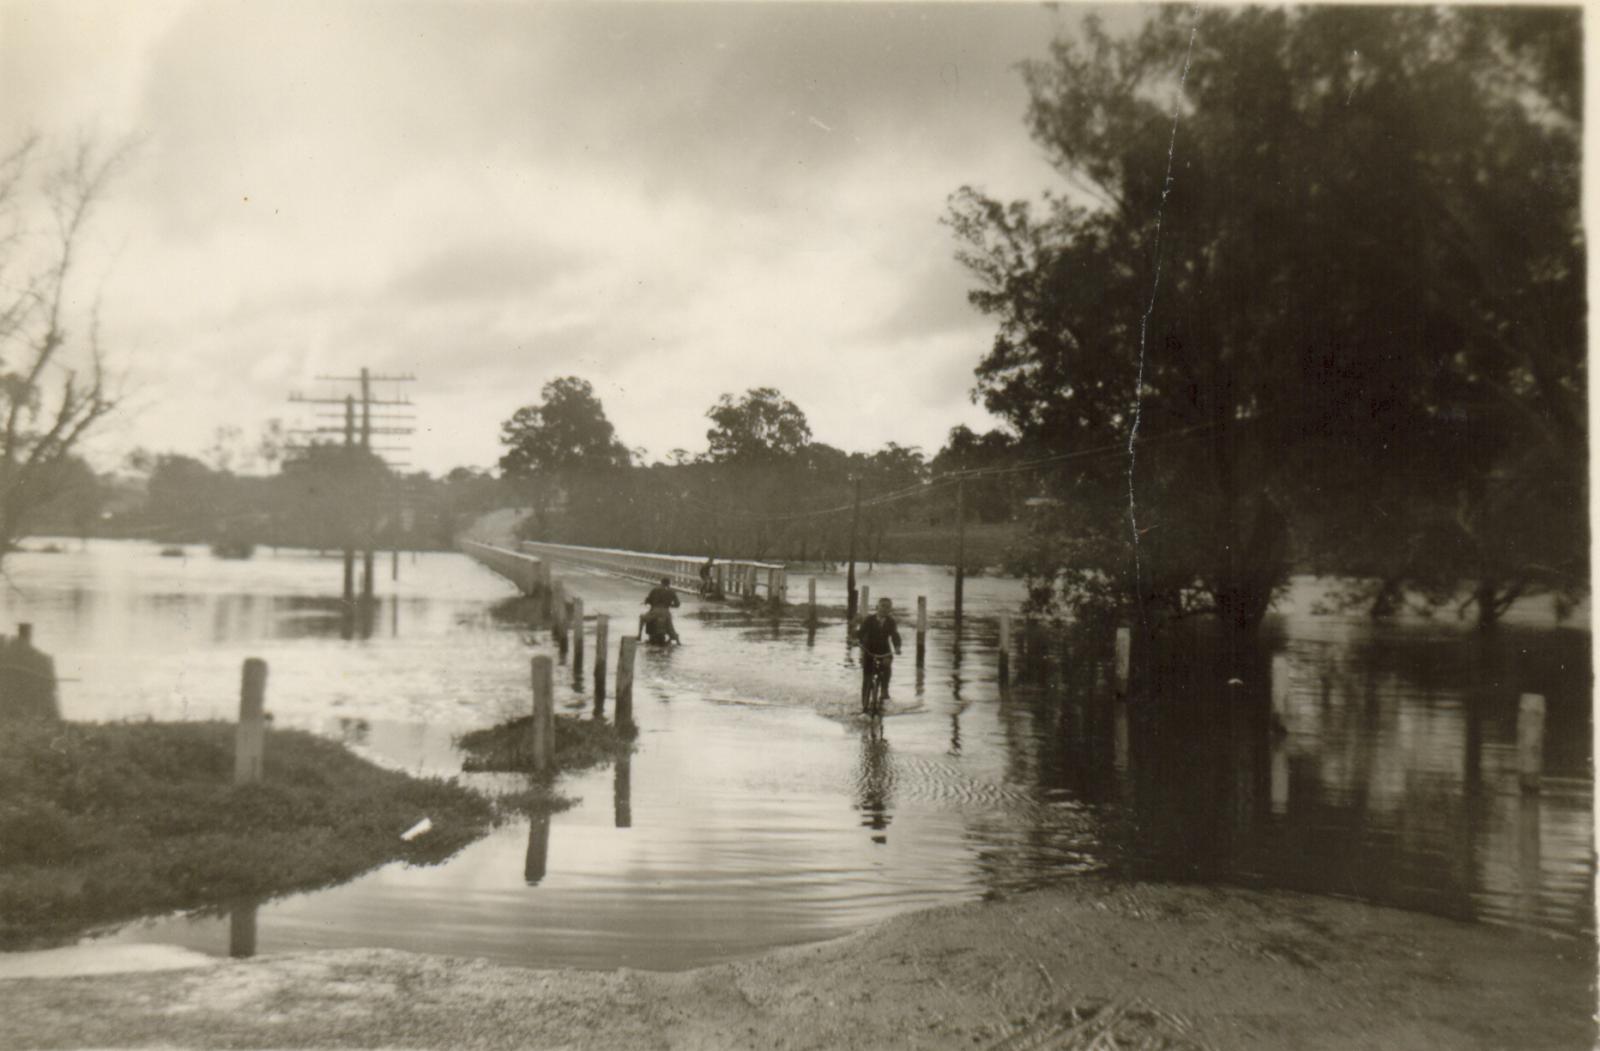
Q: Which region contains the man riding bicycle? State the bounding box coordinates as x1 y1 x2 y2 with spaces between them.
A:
640 577 683 644
856 597 902 710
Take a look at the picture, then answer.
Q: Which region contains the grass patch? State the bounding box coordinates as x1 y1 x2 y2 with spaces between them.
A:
0 720 495 949
457 714 629 775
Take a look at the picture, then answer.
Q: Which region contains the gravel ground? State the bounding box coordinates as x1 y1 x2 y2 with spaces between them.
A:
1 878 1592 1050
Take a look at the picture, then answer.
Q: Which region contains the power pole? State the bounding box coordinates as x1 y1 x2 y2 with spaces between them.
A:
847 475 862 621
286 370 417 603
954 476 966 627
342 396 355 604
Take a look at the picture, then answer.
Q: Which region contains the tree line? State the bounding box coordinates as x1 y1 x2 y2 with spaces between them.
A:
504 6 1586 636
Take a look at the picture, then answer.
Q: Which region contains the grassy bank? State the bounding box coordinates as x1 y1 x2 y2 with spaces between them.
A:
1 719 570 949
458 713 630 774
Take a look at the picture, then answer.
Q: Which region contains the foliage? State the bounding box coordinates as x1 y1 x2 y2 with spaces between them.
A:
0 720 496 948
947 6 1584 633
457 713 632 773
498 377 631 479
704 387 812 462
0 136 129 557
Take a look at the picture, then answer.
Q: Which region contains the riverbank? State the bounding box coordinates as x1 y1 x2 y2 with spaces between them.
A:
1 876 1590 1050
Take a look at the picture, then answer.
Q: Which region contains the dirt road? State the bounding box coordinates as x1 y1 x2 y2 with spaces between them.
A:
2 877 1591 1049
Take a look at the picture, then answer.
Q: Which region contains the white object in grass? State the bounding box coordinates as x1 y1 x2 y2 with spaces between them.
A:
400 817 433 841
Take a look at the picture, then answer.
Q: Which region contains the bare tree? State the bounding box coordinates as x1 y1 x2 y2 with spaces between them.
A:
0 135 129 557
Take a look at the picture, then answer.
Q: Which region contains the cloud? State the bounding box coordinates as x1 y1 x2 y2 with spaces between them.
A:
4 0 1089 474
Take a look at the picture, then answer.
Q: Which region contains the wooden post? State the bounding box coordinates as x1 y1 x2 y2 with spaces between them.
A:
531 655 554 774
860 585 870 621
1519 693 1546 794
916 596 927 666
572 597 585 679
998 612 1011 682
594 614 610 701
552 580 569 661
1114 626 1132 693
617 637 637 730
766 567 777 606
235 658 267 784
807 577 818 625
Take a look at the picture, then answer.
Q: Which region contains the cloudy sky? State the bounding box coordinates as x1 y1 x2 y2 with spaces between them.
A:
1 1 1132 475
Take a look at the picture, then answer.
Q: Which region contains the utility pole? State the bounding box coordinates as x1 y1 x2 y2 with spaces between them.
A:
847 475 862 621
287 370 417 603
342 396 355 604
359 368 375 600
954 476 966 627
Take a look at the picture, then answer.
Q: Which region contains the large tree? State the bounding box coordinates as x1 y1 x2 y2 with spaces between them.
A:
948 6 1583 635
704 387 812 462
0 137 127 557
498 377 631 478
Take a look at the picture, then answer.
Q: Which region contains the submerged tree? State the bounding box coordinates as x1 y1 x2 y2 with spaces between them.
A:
0 137 129 557
949 6 1584 635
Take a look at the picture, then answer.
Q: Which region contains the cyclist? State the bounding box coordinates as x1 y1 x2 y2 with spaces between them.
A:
640 577 683 644
856 596 902 709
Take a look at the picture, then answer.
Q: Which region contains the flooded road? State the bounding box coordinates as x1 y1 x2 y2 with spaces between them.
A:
2 541 1591 971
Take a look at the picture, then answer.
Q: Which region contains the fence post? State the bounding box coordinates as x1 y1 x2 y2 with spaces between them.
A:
998 613 1011 682
1519 693 1546 794
860 585 870 621
1114 626 1131 694
552 579 569 662
916 596 927 666
617 637 637 731
808 577 818 625
235 658 267 784
572 597 586 679
1271 654 1292 725
594 614 610 701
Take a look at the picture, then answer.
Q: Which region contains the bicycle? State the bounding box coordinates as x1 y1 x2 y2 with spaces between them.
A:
862 651 893 715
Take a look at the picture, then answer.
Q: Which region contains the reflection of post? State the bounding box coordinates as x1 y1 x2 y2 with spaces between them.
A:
524 811 551 885
1518 694 1545 794
916 596 927 666
614 747 632 828
1518 793 1542 924
572 597 586 683
1112 697 1128 772
530 656 554 774
235 658 267 784
1270 738 1288 815
228 901 258 958
998 612 1011 683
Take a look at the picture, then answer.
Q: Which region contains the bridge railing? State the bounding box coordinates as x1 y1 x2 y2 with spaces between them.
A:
460 540 548 596
517 539 787 602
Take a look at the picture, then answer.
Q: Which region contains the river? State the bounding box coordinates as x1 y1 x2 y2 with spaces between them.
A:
0 539 1591 972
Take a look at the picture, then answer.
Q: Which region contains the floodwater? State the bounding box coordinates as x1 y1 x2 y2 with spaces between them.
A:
1 540 1591 972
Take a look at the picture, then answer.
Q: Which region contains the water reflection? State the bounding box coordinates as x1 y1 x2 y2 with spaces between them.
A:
228 902 257 959
4 545 1590 973
855 721 893 844
524 813 551 885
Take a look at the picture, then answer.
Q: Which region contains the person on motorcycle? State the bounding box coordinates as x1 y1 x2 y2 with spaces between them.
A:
857 597 901 707
640 577 682 644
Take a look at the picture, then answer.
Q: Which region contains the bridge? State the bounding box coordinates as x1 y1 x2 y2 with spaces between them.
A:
461 539 788 603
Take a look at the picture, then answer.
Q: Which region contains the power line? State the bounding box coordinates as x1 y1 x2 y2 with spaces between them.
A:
680 419 1225 524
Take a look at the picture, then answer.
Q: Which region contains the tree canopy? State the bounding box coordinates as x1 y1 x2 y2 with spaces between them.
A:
704 387 812 462
948 5 1584 632
498 377 631 478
